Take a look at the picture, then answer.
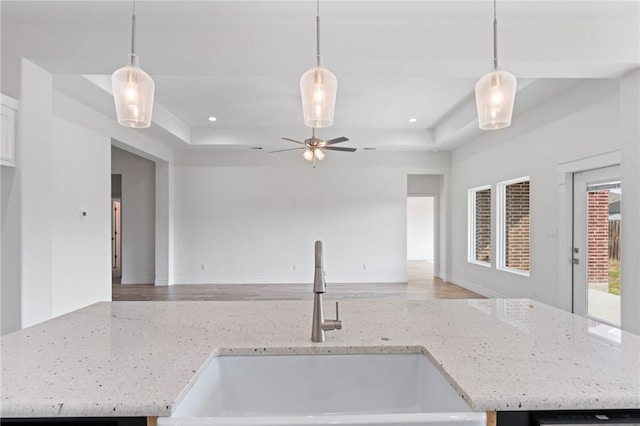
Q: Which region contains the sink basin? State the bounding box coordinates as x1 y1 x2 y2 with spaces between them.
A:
159 353 485 426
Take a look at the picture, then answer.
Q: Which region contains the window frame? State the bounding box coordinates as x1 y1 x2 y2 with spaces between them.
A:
467 185 492 268
496 176 531 277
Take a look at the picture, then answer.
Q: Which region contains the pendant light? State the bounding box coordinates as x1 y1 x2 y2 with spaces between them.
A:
300 0 337 128
112 0 155 128
475 0 517 130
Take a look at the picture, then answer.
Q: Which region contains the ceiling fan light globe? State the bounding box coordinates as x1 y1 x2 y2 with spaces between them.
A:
303 149 315 161
314 148 326 161
300 66 337 128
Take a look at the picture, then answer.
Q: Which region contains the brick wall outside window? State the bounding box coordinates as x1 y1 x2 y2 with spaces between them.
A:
475 189 491 263
587 191 609 284
505 181 530 271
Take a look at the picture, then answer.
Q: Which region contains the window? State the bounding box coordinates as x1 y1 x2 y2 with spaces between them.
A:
468 185 492 266
497 177 530 275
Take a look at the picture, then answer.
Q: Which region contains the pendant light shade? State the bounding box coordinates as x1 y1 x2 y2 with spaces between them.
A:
300 0 337 128
475 0 516 130
112 1 155 128
112 54 155 128
475 69 516 130
300 66 337 128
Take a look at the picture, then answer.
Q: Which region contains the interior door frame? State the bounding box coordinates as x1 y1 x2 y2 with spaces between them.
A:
406 174 444 280
571 165 620 322
556 150 621 313
406 195 437 270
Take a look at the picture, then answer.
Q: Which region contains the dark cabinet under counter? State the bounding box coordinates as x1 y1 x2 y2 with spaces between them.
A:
0 418 147 426
498 410 640 425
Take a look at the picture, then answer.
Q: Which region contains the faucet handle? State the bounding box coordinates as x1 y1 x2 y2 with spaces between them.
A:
335 302 339 321
334 302 342 330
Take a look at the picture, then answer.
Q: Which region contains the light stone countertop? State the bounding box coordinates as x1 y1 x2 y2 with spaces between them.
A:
1 298 639 418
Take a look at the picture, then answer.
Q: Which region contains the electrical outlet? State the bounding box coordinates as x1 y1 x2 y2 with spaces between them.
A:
362 264 367 270
201 264 207 272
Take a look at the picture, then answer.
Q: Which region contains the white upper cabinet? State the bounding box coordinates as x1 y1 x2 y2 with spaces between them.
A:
1 95 18 167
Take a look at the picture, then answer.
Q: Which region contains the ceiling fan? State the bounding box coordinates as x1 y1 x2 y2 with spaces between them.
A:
270 129 356 167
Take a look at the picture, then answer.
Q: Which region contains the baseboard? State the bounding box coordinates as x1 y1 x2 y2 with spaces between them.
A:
447 275 506 299
154 279 170 286
121 275 155 285
172 275 408 285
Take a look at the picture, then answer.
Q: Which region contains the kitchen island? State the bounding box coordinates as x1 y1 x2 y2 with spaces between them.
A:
1 299 639 423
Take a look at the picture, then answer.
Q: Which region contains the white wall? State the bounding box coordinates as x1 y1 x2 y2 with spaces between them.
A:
155 161 174 286
448 80 621 308
19 59 54 328
407 197 434 261
11 60 113 329
53 91 173 288
51 117 111 316
111 147 156 284
619 68 640 334
407 175 442 195
1 166 21 334
173 151 449 284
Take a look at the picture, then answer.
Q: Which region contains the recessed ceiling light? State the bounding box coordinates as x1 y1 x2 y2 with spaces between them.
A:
364 147 376 151
409 118 417 123
208 116 217 122
249 147 263 150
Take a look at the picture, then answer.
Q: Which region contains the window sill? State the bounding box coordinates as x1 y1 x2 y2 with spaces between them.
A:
497 266 530 277
468 260 491 268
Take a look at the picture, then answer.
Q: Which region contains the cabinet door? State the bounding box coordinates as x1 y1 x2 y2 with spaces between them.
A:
1 102 17 167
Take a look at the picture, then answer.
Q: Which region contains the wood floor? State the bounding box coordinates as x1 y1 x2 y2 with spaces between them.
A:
112 261 482 301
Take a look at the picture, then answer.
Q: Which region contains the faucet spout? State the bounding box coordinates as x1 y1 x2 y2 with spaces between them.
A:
311 240 342 342
313 240 325 294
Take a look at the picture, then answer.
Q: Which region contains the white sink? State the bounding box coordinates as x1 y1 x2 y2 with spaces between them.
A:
159 353 485 426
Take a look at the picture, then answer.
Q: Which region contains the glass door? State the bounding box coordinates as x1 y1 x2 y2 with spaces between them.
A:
572 165 621 327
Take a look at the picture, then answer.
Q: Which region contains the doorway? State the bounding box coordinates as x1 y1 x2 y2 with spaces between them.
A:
112 199 122 281
111 174 122 284
572 165 621 327
407 196 435 280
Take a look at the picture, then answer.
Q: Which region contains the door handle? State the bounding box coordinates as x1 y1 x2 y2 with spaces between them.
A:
571 258 579 265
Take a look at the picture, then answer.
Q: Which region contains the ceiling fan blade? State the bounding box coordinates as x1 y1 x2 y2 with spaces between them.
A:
282 137 306 145
324 146 357 152
269 147 306 153
323 137 349 146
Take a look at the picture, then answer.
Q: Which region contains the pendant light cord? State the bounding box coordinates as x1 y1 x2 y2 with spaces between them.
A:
316 0 321 66
130 0 137 55
492 0 498 70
